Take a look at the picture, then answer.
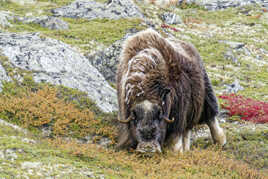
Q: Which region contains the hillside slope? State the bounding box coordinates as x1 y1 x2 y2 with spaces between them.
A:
0 0 267 178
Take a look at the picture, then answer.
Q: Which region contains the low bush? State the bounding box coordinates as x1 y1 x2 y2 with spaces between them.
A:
0 83 117 141
219 94 268 123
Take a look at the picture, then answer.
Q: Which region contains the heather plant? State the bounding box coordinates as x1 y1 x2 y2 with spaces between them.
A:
219 94 268 123
0 83 117 141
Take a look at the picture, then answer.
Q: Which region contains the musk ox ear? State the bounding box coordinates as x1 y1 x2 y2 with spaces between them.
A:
161 88 173 123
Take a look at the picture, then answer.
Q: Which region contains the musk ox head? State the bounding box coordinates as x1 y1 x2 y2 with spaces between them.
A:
118 88 174 153
116 29 179 153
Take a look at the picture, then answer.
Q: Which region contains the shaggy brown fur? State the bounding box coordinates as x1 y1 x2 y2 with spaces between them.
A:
116 29 219 149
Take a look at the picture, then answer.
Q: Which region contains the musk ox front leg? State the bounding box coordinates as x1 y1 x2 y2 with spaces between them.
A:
183 129 191 151
173 133 183 153
173 129 191 153
207 118 226 146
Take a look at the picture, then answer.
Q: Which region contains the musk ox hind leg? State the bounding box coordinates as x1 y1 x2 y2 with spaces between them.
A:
207 118 226 146
202 69 226 146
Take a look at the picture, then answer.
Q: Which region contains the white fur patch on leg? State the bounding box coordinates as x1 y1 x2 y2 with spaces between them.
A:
144 0 177 7
208 118 226 146
183 130 191 151
173 134 183 153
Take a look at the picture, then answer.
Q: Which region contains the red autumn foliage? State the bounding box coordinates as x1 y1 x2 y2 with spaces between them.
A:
219 94 268 123
161 24 180 32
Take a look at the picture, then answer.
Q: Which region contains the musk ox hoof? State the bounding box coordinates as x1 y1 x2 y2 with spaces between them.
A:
173 135 184 153
214 128 227 146
173 145 183 153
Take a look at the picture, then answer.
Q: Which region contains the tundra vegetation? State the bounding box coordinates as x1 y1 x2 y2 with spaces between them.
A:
0 0 268 178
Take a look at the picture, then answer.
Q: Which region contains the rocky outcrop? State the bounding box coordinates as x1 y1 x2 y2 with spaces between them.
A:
224 79 244 93
178 0 268 10
87 41 121 83
52 0 143 20
160 12 183 25
87 37 124 83
0 32 118 113
0 11 14 28
16 16 69 30
87 31 137 83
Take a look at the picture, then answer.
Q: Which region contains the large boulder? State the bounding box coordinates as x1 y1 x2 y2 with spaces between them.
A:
0 32 118 113
87 32 137 83
51 0 143 20
178 0 268 10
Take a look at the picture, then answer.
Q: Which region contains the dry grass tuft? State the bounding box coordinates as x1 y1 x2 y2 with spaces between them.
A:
49 138 266 179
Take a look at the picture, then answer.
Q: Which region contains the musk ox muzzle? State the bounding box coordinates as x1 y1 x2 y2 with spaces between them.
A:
136 141 162 153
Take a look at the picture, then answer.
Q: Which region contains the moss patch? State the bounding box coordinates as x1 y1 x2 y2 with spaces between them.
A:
6 18 145 53
0 124 113 178
224 123 268 174
0 0 73 16
47 18 145 52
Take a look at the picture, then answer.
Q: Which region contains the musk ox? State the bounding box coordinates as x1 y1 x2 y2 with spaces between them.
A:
116 29 226 153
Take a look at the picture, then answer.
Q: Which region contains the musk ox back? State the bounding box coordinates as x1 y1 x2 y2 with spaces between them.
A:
116 29 226 153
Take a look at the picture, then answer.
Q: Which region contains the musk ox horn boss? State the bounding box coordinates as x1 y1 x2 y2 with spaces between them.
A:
116 29 226 153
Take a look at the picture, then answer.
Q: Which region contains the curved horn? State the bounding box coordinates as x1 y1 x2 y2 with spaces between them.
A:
162 116 175 123
118 115 133 123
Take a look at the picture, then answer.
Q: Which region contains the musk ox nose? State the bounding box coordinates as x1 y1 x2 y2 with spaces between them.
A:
139 126 156 140
136 141 162 153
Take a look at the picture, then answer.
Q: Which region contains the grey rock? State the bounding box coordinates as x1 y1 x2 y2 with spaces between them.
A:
260 48 268 55
0 119 27 134
78 135 111 148
224 79 244 93
160 12 183 25
22 138 36 144
98 137 112 147
220 40 245 49
51 0 143 20
17 16 69 30
41 126 52 138
87 33 135 83
0 32 117 112
0 11 14 28
178 0 268 10
5 149 18 161
243 47 252 56
81 171 95 178
0 63 12 92
87 41 121 83
21 162 41 169
0 150 5 159
224 49 238 64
